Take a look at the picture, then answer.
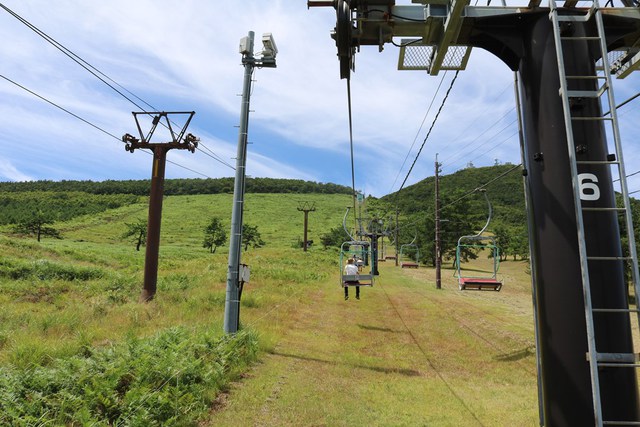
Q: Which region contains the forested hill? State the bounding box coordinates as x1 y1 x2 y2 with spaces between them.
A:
378 164 640 264
382 164 526 229
0 177 352 196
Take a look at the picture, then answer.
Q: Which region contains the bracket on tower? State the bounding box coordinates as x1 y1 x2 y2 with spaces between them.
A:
122 111 199 153
398 38 471 72
611 47 640 79
428 0 470 75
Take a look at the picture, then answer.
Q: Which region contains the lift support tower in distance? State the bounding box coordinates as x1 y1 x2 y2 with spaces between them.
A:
309 0 640 425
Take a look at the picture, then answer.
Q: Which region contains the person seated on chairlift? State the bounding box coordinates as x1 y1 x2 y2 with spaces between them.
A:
354 255 364 271
343 258 360 301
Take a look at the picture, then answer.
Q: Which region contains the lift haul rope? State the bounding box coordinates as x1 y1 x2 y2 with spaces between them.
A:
347 78 358 233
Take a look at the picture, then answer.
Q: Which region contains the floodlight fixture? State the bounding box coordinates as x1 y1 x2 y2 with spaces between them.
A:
262 32 278 58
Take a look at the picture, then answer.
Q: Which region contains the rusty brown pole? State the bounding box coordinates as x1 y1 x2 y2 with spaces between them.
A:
140 146 168 302
123 111 198 303
297 202 316 251
303 210 309 251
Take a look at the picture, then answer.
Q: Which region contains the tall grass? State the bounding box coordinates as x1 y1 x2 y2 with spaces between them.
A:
0 327 258 426
0 193 349 423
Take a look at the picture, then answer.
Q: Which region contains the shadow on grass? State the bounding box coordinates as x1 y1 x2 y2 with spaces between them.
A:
493 345 536 362
357 324 405 334
270 350 422 377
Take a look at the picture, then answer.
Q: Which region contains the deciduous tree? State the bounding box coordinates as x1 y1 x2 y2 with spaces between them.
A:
320 226 349 249
242 224 265 251
203 217 227 253
122 219 147 251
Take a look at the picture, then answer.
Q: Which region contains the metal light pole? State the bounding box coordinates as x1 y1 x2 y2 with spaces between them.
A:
224 31 277 334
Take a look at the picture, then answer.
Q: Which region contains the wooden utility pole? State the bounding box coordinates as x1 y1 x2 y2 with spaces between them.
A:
122 111 198 302
394 208 399 267
435 154 442 290
297 202 316 251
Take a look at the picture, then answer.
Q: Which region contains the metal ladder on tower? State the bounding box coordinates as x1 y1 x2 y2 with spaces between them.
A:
549 0 640 425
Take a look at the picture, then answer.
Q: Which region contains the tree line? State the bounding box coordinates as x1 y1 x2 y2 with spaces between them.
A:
0 191 140 226
0 178 352 196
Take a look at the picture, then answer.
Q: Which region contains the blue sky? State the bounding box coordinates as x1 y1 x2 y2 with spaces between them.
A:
1 0 639 197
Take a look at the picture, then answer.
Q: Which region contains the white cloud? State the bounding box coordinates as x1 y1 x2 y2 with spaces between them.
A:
0 0 639 198
0 158 33 182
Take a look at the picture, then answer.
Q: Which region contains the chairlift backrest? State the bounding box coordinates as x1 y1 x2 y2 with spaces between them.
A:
454 190 501 284
340 240 374 286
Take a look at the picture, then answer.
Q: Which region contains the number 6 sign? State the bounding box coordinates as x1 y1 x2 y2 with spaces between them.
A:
578 173 600 201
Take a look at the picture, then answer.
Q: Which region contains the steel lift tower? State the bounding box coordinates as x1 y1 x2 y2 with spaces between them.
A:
309 0 640 425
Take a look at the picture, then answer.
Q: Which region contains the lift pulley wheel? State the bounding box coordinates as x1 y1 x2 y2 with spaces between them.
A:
334 0 355 79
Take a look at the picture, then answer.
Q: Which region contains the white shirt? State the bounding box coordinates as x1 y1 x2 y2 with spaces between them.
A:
344 263 359 275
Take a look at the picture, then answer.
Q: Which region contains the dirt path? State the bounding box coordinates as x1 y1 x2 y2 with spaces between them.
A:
206 264 539 426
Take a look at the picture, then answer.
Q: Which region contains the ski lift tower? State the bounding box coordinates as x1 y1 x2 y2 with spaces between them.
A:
122 112 198 302
309 0 640 425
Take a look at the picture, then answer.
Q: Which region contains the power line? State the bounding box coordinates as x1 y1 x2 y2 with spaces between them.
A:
1 73 215 179
439 83 514 162
395 70 460 198
194 142 236 170
603 91 640 116
387 163 523 236
0 3 150 112
1 74 121 141
440 109 516 168
1 2 234 172
389 71 449 194
438 163 522 212
613 169 640 183
459 129 519 169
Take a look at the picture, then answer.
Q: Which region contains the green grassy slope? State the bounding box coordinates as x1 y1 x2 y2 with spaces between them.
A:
0 191 542 425
208 260 539 426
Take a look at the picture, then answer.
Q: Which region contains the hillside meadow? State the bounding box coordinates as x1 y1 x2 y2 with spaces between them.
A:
0 190 556 425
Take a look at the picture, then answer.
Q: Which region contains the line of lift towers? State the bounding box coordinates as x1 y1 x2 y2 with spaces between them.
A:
308 0 640 426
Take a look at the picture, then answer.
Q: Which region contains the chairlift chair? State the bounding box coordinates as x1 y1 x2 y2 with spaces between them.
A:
455 235 502 291
340 240 374 288
400 240 420 269
455 189 503 291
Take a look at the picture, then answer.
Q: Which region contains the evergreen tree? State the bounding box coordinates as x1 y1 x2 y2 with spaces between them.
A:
13 211 61 242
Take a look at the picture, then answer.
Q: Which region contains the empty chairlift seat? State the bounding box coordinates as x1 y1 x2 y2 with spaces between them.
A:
400 242 420 269
458 277 502 291
455 190 503 292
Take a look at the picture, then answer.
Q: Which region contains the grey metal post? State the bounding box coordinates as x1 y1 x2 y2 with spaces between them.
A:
224 31 255 334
